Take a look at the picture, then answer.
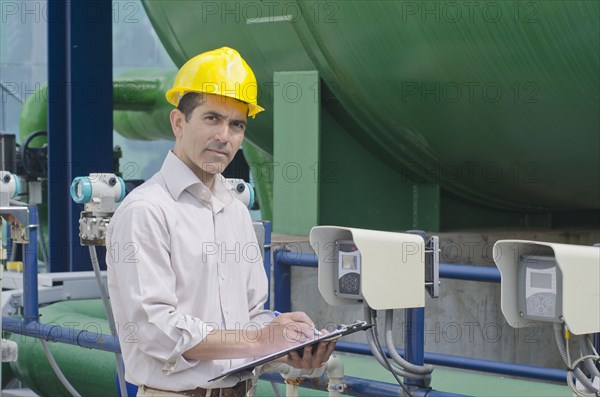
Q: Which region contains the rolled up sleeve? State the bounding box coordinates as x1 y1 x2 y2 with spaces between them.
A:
106 200 211 375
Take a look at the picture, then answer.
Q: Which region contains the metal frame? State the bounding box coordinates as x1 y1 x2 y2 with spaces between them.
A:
2 271 109 316
1 210 576 394
2 205 120 353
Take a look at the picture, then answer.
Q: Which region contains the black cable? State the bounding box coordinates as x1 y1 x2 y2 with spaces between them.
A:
21 130 47 177
370 309 415 397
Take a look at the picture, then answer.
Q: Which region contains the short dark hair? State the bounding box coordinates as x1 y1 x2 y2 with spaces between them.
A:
177 92 206 122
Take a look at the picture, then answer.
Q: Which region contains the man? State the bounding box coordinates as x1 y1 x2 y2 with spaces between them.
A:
106 47 335 396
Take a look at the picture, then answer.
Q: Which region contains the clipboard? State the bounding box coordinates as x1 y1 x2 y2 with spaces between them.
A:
208 320 374 382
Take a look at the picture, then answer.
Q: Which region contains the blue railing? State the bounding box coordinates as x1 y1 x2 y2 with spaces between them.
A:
272 249 569 385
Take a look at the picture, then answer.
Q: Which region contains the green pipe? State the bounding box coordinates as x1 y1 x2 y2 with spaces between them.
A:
112 70 175 141
19 70 176 144
112 79 161 111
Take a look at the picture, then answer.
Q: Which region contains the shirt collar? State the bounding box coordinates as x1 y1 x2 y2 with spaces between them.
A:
160 151 234 210
212 175 234 212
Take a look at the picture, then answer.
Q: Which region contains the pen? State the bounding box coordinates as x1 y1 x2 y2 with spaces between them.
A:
273 310 322 336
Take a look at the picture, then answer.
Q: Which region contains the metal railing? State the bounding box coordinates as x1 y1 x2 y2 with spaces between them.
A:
271 249 570 385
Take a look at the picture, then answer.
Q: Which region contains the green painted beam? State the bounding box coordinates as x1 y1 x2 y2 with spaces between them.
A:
273 71 320 235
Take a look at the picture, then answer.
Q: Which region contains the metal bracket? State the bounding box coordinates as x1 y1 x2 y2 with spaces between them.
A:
425 235 440 298
1 271 107 316
78 212 111 246
0 206 30 243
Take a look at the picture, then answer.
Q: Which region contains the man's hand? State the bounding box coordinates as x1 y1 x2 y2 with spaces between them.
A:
284 331 337 369
260 312 337 369
259 311 315 351
184 311 330 361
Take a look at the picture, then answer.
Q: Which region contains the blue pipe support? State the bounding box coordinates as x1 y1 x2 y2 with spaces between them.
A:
260 372 467 397
335 341 569 384
48 0 114 272
6 236 13 263
439 263 501 283
2 317 120 353
272 251 318 312
23 205 39 323
47 0 69 273
404 308 426 388
275 251 318 268
263 221 272 310
273 250 292 313
274 251 501 283
404 230 426 388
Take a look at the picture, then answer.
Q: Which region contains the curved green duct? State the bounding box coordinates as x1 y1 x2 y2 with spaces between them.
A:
18 71 175 144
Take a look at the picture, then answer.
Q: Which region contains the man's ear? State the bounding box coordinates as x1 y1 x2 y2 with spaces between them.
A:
170 108 184 139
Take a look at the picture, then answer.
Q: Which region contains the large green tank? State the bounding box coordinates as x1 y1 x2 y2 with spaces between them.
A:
17 1 598 231
137 0 598 232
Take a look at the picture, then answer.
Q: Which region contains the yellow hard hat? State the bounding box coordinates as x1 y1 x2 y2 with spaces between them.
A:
166 47 264 118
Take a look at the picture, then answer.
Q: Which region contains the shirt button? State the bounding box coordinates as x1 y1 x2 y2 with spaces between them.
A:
221 275 226 281
224 309 230 315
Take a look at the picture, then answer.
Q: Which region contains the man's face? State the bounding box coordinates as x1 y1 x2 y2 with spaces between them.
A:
171 93 248 179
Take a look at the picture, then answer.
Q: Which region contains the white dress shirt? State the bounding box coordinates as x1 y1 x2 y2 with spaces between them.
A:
106 151 274 390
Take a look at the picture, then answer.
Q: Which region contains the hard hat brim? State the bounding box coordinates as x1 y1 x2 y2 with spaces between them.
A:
166 88 265 118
